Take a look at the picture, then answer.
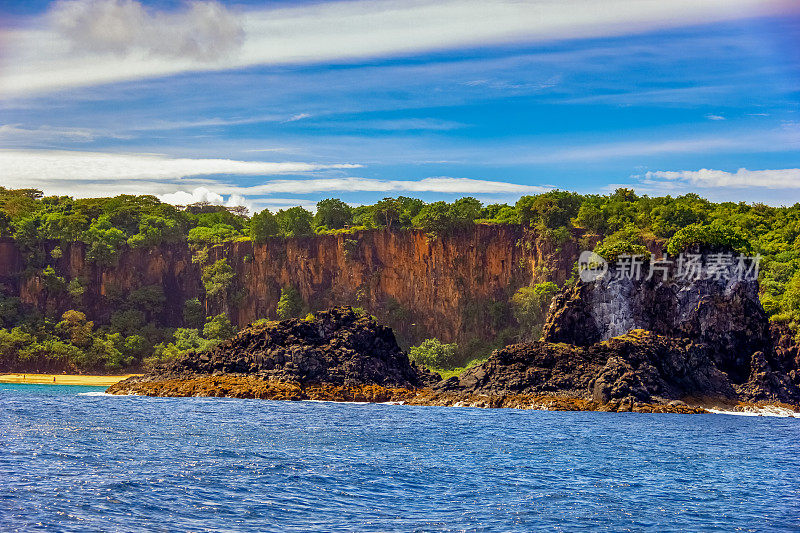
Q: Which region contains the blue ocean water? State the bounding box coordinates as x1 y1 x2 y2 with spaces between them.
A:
1 384 799 532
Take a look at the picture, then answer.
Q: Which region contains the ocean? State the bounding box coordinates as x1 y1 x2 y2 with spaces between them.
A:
1 383 799 532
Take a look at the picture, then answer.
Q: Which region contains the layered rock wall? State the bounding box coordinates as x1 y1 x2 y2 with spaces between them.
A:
0 225 579 346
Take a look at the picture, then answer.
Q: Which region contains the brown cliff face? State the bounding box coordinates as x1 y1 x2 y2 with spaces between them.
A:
0 226 579 349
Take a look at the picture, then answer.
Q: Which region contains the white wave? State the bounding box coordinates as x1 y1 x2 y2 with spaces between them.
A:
707 405 800 418
302 399 371 405
77 391 116 397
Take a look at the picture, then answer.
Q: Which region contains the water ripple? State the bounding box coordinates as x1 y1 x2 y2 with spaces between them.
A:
1 384 799 532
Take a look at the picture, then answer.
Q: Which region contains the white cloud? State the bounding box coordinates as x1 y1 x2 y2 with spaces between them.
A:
285 113 311 122
0 149 361 183
643 168 800 188
227 176 549 196
705 114 726 121
51 0 244 61
2 0 795 96
158 187 252 212
0 123 97 142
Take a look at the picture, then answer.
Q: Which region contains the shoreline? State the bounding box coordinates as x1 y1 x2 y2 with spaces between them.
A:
0 373 142 386
106 375 715 414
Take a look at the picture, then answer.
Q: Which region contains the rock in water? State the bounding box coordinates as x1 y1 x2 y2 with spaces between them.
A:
144 307 435 388
445 257 800 407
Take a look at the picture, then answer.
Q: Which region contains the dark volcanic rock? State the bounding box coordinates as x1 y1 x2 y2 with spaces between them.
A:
541 266 770 383
445 329 800 406
442 331 738 403
147 307 436 388
450 255 800 407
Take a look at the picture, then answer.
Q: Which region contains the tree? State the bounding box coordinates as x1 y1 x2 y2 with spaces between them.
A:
372 198 402 229
56 310 94 348
512 282 559 341
408 339 458 369
250 209 279 243
183 297 205 329
276 206 313 237
412 201 452 234
450 197 482 221
202 259 235 299
594 225 651 263
276 286 303 319
127 215 182 248
516 191 582 231
129 285 166 316
666 223 751 256
314 198 352 230
412 198 481 234
84 216 126 265
187 223 240 245
110 309 145 336
203 313 236 341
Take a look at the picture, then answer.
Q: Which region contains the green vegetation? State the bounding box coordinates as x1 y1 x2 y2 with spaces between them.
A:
666 223 751 256
4 186 800 370
408 338 459 369
276 286 304 320
511 282 559 341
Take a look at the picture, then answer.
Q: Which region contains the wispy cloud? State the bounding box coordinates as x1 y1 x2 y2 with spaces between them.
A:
0 123 98 142
226 177 549 196
705 114 726 121
0 149 361 183
2 0 794 96
285 113 311 122
642 168 800 188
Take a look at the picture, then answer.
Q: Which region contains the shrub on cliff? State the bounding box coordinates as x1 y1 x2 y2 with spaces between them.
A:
314 198 353 230
187 223 240 245
412 197 482 234
250 209 279 243
666 223 751 255
593 225 651 263
512 282 559 341
276 286 304 320
202 259 235 299
409 338 459 369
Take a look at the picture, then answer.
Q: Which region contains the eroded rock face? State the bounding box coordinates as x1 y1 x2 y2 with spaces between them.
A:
134 307 437 389
541 264 770 383
446 255 800 407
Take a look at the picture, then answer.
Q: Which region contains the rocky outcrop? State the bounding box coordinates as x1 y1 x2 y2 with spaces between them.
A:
541 263 770 382
445 257 800 408
110 307 437 395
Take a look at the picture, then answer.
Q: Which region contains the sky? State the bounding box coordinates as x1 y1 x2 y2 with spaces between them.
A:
1 0 799 212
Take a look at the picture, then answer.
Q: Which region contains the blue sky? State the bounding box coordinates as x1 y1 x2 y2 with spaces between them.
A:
1 0 799 211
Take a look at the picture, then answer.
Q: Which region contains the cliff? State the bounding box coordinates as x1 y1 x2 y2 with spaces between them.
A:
0 225 578 350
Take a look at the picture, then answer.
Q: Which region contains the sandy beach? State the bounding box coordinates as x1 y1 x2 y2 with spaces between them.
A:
0 374 141 386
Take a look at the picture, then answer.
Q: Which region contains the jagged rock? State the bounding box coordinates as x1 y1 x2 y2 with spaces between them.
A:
126 307 437 389
542 264 770 383
449 330 739 404
458 254 800 407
